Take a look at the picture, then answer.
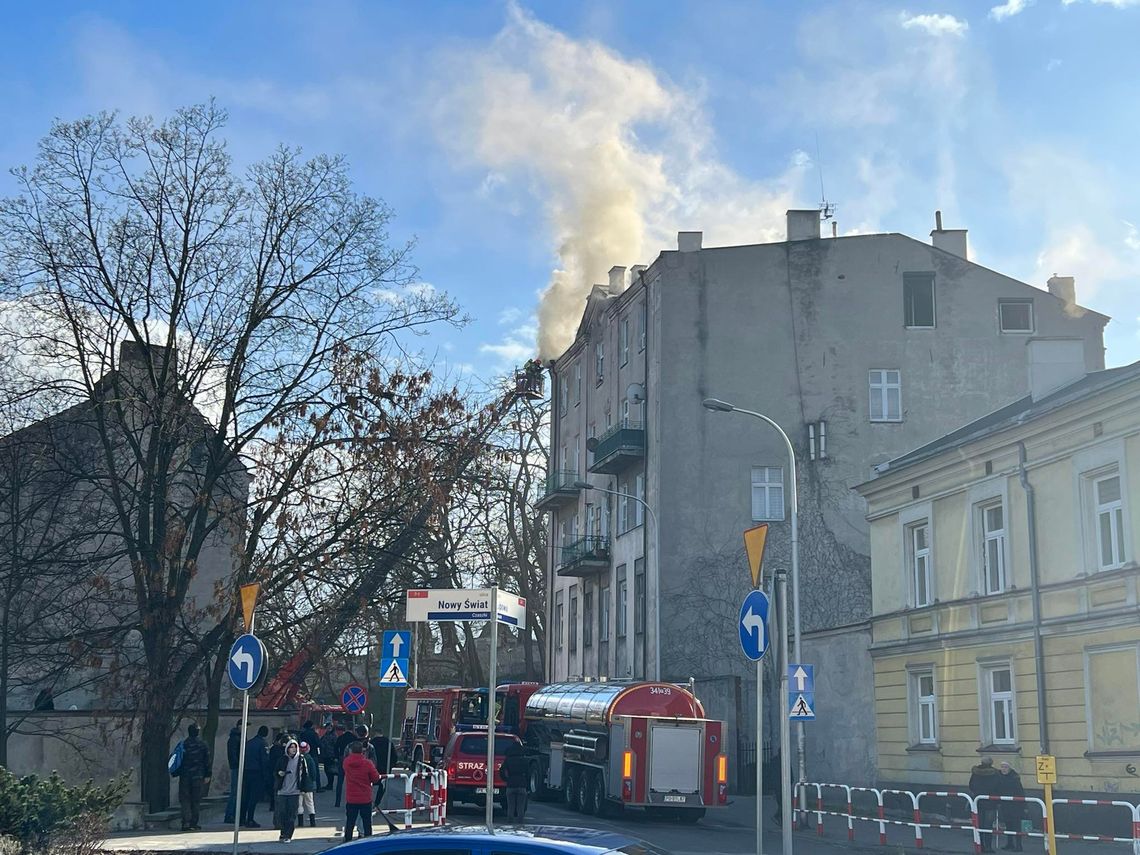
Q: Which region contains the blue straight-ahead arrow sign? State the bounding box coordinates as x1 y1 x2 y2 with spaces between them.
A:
383 630 411 660
738 590 770 661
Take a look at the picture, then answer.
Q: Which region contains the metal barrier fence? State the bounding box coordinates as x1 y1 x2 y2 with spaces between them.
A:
796 782 1140 854
338 767 448 832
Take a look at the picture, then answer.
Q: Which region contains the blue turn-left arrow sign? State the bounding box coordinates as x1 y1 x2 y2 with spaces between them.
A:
738 590 770 662
228 634 266 692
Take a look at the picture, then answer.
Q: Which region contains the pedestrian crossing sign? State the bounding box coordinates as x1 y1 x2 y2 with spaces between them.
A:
789 692 816 721
379 657 409 687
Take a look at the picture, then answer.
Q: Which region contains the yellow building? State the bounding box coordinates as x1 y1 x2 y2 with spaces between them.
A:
856 341 1140 794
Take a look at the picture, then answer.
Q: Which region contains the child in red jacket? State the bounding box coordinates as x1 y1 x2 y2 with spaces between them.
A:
342 741 380 841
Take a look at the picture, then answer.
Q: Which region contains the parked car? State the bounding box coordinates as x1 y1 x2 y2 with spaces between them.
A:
442 731 522 809
321 824 674 855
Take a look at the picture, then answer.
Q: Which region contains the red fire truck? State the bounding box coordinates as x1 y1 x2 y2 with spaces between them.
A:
519 681 727 822
400 683 543 764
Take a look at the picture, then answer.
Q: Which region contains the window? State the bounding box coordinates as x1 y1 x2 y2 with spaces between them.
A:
909 669 938 746
584 503 595 539
980 664 1016 746
638 304 647 351
869 369 902 422
574 436 581 474
621 398 631 426
999 300 1034 334
751 467 785 521
559 377 568 415
594 502 605 538
616 565 628 637
587 422 596 466
568 586 578 653
617 481 629 533
554 591 564 650
583 588 593 648
574 361 582 404
620 318 630 366
907 521 932 607
634 558 646 634
980 502 1007 594
1094 473 1126 570
599 581 610 642
903 273 935 328
1086 645 1140 753
635 474 645 527
596 342 605 384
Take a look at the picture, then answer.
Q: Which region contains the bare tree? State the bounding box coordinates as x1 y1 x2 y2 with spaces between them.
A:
0 103 465 808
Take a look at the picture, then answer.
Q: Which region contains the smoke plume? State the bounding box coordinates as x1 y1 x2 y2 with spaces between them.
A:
434 4 808 359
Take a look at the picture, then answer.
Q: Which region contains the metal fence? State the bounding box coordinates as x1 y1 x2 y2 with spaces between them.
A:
735 735 774 794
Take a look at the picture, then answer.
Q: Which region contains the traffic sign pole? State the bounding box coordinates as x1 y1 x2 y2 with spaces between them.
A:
387 691 396 774
231 613 255 855
756 650 763 855
486 587 499 833
776 568 793 855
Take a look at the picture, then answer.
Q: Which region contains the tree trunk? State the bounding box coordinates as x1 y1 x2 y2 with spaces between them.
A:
202 652 226 793
140 692 175 811
0 595 9 768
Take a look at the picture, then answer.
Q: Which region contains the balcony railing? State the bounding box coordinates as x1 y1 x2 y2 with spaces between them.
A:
588 421 645 474
535 469 581 511
558 535 610 577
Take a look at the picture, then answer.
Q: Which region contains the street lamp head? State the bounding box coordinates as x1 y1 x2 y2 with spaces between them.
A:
573 480 593 490
702 397 735 413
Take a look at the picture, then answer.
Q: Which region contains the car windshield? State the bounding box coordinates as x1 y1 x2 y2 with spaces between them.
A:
459 735 515 755
608 844 675 855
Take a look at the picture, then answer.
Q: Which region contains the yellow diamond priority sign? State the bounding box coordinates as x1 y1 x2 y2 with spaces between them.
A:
743 523 769 588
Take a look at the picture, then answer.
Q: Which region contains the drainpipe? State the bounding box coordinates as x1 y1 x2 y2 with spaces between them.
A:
547 362 560 682
1016 441 1050 753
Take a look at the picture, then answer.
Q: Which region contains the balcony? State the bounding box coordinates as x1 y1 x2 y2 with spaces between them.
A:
588 421 645 474
535 469 581 511
557 536 611 577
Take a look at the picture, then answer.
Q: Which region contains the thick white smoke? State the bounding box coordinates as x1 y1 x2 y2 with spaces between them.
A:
434 4 808 359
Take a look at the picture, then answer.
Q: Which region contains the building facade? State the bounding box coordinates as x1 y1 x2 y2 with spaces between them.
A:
857 350 1140 794
539 211 1109 782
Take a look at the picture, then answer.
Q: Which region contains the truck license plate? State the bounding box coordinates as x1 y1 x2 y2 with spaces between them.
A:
664 795 687 803
476 788 500 795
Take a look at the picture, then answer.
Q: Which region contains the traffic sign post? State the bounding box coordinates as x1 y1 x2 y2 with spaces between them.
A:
230 607 265 855
1037 755 1058 855
788 664 816 721
738 588 770 855
341 683 368 715
380 633 410 776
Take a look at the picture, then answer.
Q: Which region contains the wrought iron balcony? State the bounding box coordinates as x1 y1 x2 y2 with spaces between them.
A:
557 535 611 577
588 421 645 474
535 469 581 511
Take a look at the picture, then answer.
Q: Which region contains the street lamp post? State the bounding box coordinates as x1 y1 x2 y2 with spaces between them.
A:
702 397 805 843
573 480 661 681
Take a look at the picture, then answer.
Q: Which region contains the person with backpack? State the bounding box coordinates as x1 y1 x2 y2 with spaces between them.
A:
319 725 339 793
342 741 380 842
241 725 270 828
298 741 319 828
172 723 211 832
223 720 241 825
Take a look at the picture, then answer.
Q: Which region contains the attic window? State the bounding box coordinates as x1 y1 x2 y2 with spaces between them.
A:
999 300 1034 334
904 274 935 329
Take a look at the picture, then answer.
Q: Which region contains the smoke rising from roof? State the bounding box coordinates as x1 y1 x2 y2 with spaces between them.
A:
435 4 808 359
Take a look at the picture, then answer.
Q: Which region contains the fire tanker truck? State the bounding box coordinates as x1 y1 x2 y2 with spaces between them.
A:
519 681 727 822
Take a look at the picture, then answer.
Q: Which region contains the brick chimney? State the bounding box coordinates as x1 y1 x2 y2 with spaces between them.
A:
1047 274 1076 308
786 210 820 242
677 232 702 252
930 210 968 259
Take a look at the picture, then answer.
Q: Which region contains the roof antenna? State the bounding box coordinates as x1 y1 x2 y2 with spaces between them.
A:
815 133 835 223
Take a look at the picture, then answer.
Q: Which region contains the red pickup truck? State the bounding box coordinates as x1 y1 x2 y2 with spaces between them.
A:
442 731 522 811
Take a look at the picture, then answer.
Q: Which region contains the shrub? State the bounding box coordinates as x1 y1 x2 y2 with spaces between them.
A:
0 769 127 854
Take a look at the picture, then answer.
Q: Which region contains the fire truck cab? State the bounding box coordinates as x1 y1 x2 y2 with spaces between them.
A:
402 683 543 764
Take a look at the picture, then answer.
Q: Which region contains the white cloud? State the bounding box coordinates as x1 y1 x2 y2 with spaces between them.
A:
1124 221 1140 251
899 12 970 37
990 0 1033 20
498 307 523 326
1046 58 1063 71
479 321 538 365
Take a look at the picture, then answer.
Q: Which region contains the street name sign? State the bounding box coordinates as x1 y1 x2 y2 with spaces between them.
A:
738 590 771 661
341 683 368 713
379 658 409 687
228 634 266 692
406 588 527 626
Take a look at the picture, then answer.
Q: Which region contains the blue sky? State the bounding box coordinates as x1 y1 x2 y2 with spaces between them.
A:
2 0 1139 376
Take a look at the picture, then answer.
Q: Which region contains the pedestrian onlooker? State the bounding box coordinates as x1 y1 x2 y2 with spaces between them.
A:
997 761 1025 851
500 741 529 823
333 724 354 807
223 720 241 825
342 741 380 842
241 725 270 828
273 739 307 843
370 731 399 775
176 723 212 832
970 756 1002 852
299 719 322 787
268 732 289 828
298 741 319 828
320 725 339 793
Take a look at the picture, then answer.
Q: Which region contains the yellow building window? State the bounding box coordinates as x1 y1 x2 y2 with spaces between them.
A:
1087 646 1140 753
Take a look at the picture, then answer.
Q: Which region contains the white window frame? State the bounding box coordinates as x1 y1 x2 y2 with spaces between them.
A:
908 667 938 746
554 590 564 650
620 318 630 366
616 482 629 534
908 520 932 608
1094 472 1126 570
568 586 578 653
979 500 1007 595
635 473 645 527
574 436 581 475
599 582 611 643
903 273 936 329
574 360 582 405
998 299 1035 334
1073 441 1131 575
616 565 628 638
595 342 605 384
869 369 902 423
751 466 785 522
979 661 1017 747
559 376 568 415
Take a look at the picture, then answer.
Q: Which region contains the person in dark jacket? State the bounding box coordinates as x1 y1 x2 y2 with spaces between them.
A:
241 726 270 827
370 732 399 775
299 720 322 787
500 741 530 823
997 761 1025 851
970 757 1002 852
319 726 339 793
267 733 289 829
333 724 354 807
177 723 212 832
298 741 320 828
223 721 241 824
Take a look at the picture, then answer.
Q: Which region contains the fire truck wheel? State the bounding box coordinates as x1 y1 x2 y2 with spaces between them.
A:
528 763 544 799
576 771 595 815
589 771 605 816
563 769 579 810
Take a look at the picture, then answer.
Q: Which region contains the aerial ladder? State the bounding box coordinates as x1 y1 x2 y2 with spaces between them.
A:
256 360 546 709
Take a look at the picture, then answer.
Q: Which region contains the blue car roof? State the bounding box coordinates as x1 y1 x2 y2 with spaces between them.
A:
324 824 657 855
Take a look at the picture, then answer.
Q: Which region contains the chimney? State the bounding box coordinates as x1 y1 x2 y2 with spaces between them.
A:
786 210 820 242
677 231 702 253
1027 338 1086 401
607 266 627 295
930 210 968 260
1047 274 1076 308
630 264 648 282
